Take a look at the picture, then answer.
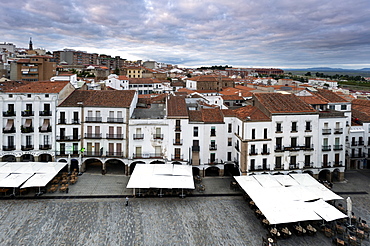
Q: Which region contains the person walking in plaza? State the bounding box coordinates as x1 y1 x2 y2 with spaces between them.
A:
125 196 129 206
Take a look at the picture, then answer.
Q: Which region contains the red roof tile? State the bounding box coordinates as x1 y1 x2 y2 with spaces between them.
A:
234 105 270 121
167 95 188 117
3 81 70 93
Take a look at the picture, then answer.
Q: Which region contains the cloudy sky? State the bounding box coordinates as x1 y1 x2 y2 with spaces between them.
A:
1 0 370 69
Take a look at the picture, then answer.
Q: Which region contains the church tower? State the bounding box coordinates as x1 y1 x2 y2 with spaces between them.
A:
29 37 33 50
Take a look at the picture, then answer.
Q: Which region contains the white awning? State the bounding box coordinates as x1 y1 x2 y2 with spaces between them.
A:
20 173 57 188
127 164 195 189
5 119 14 131
311 199 348 222
41 119 50 131
0 173 34 188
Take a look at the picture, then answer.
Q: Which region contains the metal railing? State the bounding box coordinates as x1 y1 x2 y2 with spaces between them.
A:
3 111 16 117
133 134 144 140
85 117 102 122
85 133 102 139
107 117 124 123
106 134 124 139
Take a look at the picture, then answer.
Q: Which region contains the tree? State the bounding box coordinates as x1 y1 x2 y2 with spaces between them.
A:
305 72 311 77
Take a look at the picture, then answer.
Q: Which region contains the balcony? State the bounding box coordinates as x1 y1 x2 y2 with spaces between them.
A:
275 126 283 133
39 144 52 150
322 162 331 168
351 153 365 158
21 110 34 116
3 127 16 133
290 128 298 133
39 110 52 116
322 145 331 151
133 153 162 159
106 134 124 139
333 161 344 167
322 128 331 135
85 133 102 139
106 151 123 157
133 134 144 140
21 145 34 151
55 151 79 156
358 140 365 146
274 165 284 171
3 111 16 117
58 119 67 124
305 126 312 132
208 158 219 165
284 145 300 151
209 144 217 150
71 119 80 124
85 151 102 157
334 128 343 134
299 144 314 151
21 126 34 133
275 145 284 152
39 126 52 132
175 126 181 131
351 141 357 146
153 134 164 140
303 162 314 169
249 150 258 155
85 117 102 123
192 146 200 152
250 165 270 171
56 135 80 141
289 163 299 170
333 144 343 150
261 148 270 155
2 145 16 151
171 154 183 161
210 130 216 137
173 139 183 145
107 117 124 123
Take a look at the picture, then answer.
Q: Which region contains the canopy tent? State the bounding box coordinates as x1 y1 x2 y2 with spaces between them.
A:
41 119 50 131
0 162 67 188
127 164 195 189
0 173 34 188
235 174 346 225
20 173 57 188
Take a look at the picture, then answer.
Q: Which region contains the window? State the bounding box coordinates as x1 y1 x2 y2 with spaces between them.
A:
263 128 267 139
228 138 232 146
228 123 232 133
27 94 31 98
251 129 255 139
304 155 311 166
262 144 268 154
290 156 296 165
341 105 347 110
276 137 282 150
45 94 49 98
193 127 198 137
175 120 181 131
210 153 216 163
227 152 232 161
275 156 282 169
250 145 256 154
291 137 297 147
305 121 311 131
291 122 297 132
305 137 311 148
250 159 255 170
9 94 13 98
26 135 32 146
237 125 240 135
329 105 335 110
210 126 216 136
276 122 282 132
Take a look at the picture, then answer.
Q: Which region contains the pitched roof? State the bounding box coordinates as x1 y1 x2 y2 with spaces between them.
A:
352 99 370 122
167 95 188 117
314 89 348 103
234 105 270 121
3 81 70 93
298 95 328 105
59 90 136 108
188 107 224 123
255 93 316 114
221 95 244 101
128 78 162 84
188 74 234 82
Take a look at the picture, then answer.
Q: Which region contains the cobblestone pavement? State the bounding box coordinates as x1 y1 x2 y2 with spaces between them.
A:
0 170 369 246
0 197 345 246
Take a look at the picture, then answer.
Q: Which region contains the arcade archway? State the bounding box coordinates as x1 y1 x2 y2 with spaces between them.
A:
105 159 125 174
205 166 220 176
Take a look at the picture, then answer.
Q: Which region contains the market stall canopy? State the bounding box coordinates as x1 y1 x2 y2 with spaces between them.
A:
20 173 57 188
127 164 195 189
234 174 346 225
0 173 34 188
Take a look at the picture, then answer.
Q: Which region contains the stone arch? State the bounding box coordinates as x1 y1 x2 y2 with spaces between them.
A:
71 159 79 173
332 168 340 182
205 166 219 176
172 161 182 165
2 155 16 162
150 160 165 164
192 167 200 176
105 159 125 175
20 154 34 162
319 169 331 181
130 161 145 174
39 154 53 162
224 163 239 176
303 170 314 177
84 158 103 174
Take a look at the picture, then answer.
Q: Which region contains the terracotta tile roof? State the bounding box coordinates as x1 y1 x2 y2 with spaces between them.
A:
128 78 162 84
150 94 166 104
118 75 129 80
177 88 195 94
221 86 253 97
352 108 370 122
352 99 370 122
3 81 70 93
298 95 328 105
255 93 316 114
221 95 244 100
189 107 224 123
234 105 270 121
194 89 218 94
188 74 234 82
167 95 188 117
0 80 31 92
59 90 136 108
221 109 236 117
314 89 348 103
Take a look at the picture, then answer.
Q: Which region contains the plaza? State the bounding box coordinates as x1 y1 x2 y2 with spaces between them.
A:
0 170 369 245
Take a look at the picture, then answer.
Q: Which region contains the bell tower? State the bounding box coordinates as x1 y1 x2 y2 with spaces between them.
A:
29 37 33 50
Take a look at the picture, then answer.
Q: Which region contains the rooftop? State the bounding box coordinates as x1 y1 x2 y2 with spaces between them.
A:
2 81 69 94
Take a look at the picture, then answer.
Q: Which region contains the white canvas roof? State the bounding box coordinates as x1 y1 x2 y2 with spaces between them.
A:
127 164 195 189
235 174 346 224
0 173 34 188
0 162 67 188
21 173 57 188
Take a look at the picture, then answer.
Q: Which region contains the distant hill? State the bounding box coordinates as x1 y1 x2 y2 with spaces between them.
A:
287 67 370 72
